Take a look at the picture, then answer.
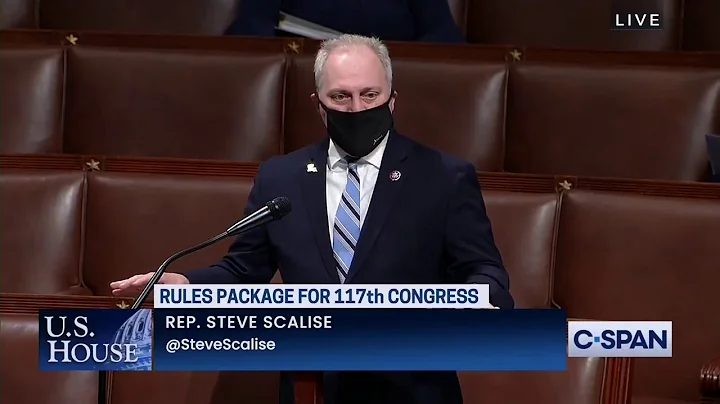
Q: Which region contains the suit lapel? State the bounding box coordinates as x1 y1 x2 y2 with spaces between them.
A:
346 132 413 283
300 138 340 283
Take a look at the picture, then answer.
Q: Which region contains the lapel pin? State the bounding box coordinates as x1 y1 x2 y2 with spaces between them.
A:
389 170 401 181
306 162 318 173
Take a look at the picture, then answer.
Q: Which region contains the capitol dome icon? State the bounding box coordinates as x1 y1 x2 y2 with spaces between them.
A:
109 309 153 371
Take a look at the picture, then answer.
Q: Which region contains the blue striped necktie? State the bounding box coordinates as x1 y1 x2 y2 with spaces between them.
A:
333 157 361 283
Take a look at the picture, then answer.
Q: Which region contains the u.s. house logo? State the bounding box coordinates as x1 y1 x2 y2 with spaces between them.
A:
41 309 153 371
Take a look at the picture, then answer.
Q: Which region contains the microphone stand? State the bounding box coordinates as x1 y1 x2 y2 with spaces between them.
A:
112 222 249 404
131 232 229 309
130 214 275 309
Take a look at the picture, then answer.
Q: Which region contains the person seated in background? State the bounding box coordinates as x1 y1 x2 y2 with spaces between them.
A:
709 171 720 182
707 134 720 183
225 0 466 43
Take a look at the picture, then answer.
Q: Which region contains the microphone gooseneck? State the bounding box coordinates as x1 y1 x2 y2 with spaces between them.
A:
130 197 291 309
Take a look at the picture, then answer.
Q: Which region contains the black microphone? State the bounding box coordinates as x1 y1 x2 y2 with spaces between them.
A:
130 197 291 309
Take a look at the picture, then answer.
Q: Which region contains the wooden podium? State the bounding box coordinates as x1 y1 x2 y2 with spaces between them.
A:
294 372 323 404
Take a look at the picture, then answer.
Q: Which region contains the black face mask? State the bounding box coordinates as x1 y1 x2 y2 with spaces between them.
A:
320 96 394 158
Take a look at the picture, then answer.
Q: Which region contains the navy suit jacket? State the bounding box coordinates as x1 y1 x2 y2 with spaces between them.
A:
224 0 466 43
185 132 513 403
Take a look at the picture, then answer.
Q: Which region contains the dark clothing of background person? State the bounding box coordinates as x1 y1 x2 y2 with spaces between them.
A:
224 0 466 43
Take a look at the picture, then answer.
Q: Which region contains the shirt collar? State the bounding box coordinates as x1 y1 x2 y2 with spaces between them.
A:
327 131 389 170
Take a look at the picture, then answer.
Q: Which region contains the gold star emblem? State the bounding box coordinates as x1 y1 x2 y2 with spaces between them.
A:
558 180 572 191
508 49 522 62
65 34 78 45
116 300 129 309
287 41 300 54
85 159 100 171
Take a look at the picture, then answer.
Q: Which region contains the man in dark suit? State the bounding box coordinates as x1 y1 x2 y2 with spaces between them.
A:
111 34 513 404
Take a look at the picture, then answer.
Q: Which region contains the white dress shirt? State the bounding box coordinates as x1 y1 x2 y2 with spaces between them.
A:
326 134 389 247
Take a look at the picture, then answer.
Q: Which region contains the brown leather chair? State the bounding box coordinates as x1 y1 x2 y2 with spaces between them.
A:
79 163 290 404
0 45 64 154
463 190 632 403
38 0 241 35
63 46 285 161
3 36 720 183
459 355 630 404
553 189 720 403
0 308 98 404
81 171 256 295
0 0 39 29
482 190 559 308
504 62 720 181
681 0 720 51
465 0 681 51
0 169 89 294
284 54 506 171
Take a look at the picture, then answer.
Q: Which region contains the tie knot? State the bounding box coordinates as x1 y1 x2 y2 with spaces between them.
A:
344 156 359 168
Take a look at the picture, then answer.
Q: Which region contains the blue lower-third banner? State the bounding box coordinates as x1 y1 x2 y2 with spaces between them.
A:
153 309 567 371
38 309 567 371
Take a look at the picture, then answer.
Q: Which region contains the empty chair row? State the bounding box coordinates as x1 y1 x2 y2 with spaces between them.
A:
1 0 719 51
0 154 718 403
2 37 720 181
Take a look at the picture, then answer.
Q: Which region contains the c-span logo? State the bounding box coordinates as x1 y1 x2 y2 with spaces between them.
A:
568 321 672 357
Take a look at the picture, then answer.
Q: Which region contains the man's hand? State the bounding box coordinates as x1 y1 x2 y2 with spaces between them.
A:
110 272 189 297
